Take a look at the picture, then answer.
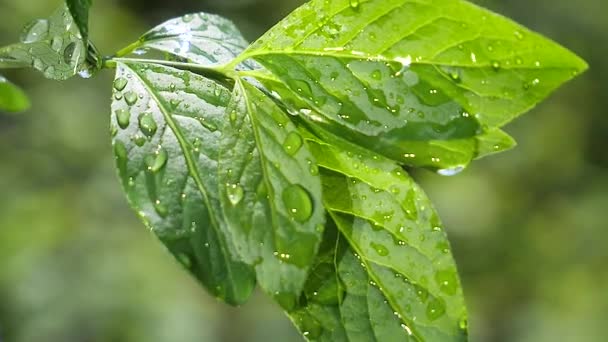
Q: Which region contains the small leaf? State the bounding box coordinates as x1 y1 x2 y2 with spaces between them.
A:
238 0 587 170
134 13 250 67
0 75 30 112
111 62 256 305
217 80 325 309
66 0 92 43
0 4 94 80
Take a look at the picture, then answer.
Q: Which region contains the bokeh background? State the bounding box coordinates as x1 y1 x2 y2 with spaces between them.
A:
0 0 605 341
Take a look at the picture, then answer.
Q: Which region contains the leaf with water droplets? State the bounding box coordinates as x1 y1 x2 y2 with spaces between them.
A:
237 0 587 170
0 4 99 80
0 75 30 113
217 80 325 309
111 61 256 305
125 13 250 68
294 132 468 340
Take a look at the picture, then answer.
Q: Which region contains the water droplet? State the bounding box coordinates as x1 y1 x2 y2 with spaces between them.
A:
146 147 168 172
20 19 49 43
514 30 524 40
126 134 143 147
115 109 131 129
491 60 501 71
154 200 168 217
51 36 63 52
282 184 313 222
138 113 157 137
32 58 44 70
515 57 523 65
371 69 382 80
182 14 194 23
349 0 360 10
426 298 446 321
459 316 468 330
198 117 218 132
283 132 303 156
124 91 138 106
370 242 389 256
227 183 244 205
63 42 80 65
229 109 237 123
114 140 128 163
113 77 128 91
437 165 466 176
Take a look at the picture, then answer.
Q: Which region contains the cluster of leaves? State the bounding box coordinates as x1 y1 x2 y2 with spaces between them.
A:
0 0 586 340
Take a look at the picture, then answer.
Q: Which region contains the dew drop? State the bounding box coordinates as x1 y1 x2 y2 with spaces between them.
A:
145 147 168 173
115 109 131 129
51 36 63 52
371 69 382 80
182 14 194 23
20 19 49 43
154 200 168 217
124 91 138 106
226 183 244 205
426 298 446 321
370 242 389 256
282 184 313 222
63 42 80 65
138 113 157 137
437 165 466 176
131 134 146 146
349 0 360 10
283 131 303 155
491 60 501 71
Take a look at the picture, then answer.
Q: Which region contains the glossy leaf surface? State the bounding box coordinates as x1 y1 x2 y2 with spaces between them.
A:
110 62 256 305
217 80 325 309
133 13 250 67
0 75 30 112
0 4 88 80
239 0 587 169
286 134 468 341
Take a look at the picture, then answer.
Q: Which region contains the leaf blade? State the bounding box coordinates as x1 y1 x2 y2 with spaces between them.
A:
0 75 30 113
217 79 326 309
0 4 92 80
111 62 256 305
240 0 587 169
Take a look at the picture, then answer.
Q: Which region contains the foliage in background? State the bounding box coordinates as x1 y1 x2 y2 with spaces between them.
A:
0 0 600 342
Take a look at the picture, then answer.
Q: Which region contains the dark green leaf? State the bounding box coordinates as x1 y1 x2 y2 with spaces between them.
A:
66 0 92 43
131 13 250 67
237 0 586 170
0 75 30 112
110 62 256 305
217 79 325 309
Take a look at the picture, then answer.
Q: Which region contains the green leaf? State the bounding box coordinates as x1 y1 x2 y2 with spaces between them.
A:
130 13 250 67
248 68 515 172
0 4 90 80
0 75 30 113
291 133 468 340
237 0 587 169
66 0 92 44
217 79 325 309
110 61 256 305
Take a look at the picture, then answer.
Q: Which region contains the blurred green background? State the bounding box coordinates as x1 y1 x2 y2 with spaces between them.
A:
0 0 605 341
